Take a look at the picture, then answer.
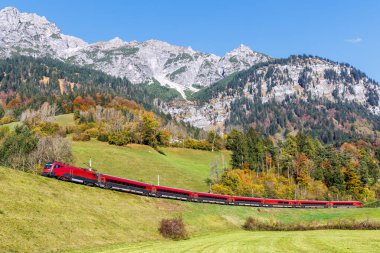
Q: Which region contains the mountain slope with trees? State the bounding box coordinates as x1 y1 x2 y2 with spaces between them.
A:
163 55 380 143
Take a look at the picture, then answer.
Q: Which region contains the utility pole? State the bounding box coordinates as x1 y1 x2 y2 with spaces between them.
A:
157 174 160 186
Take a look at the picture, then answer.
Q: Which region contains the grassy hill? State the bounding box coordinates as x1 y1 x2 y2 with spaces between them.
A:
71 140 230 192
1 114 380 252
1 152 380 252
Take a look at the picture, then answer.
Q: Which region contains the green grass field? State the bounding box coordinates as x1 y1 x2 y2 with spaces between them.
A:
0 113 75 130
71 140 230 192
0 141 380 252
1 114 380 252
55 113 76 126
1 161 380 252
77 230 380 253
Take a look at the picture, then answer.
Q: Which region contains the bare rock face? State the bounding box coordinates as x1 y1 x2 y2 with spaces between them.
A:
0 7 87 58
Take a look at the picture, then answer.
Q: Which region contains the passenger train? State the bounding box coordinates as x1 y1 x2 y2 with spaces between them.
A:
41 161 362 208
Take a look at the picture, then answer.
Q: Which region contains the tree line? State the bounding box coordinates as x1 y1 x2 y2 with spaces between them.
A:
210 128 380 201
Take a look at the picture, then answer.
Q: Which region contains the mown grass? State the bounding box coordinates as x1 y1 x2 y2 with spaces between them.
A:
71 140 230 192
1 166 380 253
54 113 75 126
75 230 380 253
0 120 20 130
0 113 74 130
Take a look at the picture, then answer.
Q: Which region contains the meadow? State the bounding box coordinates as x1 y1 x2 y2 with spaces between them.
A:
0 114 379 252
1 145 379 252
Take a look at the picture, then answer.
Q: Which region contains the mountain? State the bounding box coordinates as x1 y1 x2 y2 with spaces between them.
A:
0 7 87 57
161 56 380 142
0 7 379 143
0 7 270 98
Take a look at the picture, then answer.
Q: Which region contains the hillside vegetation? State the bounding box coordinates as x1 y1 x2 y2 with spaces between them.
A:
1 144 380 252
71 140 229 191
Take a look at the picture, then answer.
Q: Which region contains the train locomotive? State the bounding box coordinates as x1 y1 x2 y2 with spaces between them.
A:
42 161 362 208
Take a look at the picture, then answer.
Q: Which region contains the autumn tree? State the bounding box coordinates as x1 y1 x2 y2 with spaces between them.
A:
207 130 223 151
141 112 159 147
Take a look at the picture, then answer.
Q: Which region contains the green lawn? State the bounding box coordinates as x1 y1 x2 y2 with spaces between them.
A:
1 166 380 253
0 113 74 130
77 230 380 253
71 140 230 192
0 120 20 130
55 113 75 126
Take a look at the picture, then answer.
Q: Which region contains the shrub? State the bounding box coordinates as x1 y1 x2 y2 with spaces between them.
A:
72 133 91 141
155 148 166 156
33 121 60 136
0 126 10 139
29 136 73 172
0 116 16 125
159 217 188 240
0 125 38 170
85 127 99 138
243 216 380 231
108 131 130 146
64 126 76 135
97 133 109 142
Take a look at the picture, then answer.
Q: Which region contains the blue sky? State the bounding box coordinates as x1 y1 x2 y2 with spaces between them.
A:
1 0 379 81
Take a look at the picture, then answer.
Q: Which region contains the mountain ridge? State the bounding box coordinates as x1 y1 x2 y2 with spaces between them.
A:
0 7 270 97
0 6 379 140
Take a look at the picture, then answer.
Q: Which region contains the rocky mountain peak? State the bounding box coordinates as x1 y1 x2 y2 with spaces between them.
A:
108 37 125 46
227 44 254 56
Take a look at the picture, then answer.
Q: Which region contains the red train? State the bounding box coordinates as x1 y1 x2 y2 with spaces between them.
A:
42 161 362 208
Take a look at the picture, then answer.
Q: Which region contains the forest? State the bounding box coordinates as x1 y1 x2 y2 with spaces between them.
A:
210 128 380 202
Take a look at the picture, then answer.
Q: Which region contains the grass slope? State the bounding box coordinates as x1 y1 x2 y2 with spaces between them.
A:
71 140 230 192
0 113 75 130
78 230 380 253
1 166 380 253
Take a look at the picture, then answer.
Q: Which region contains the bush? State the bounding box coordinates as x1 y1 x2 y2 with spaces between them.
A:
243 216 380 231
0 116 16 125
97 133 109 142
72 133 91 141
0 126 10 139
64 126 76 135
184 138 212 150
0 125 38 170
159 217 188 240
29 136 73 172
108 131 130 146
155 148 166 156
85 127 99 138
33 121 60 136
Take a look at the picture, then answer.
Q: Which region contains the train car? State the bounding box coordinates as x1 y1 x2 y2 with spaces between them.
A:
233 196 264 207
155 185 194 201
195 192 233 204
331 201 362 208
298 200 330 208
102 174 153 195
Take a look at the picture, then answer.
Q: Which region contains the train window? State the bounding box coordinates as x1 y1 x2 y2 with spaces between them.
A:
44 163 53 169
108 179 146 189
200 195 225 200
158 189 189 196
54 165 61 168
